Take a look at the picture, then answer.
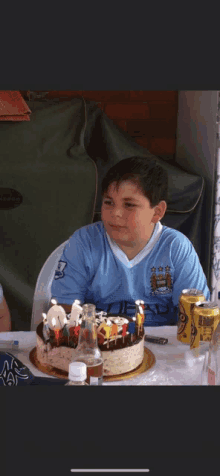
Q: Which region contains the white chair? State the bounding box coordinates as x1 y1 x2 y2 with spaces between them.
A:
30 241 68 331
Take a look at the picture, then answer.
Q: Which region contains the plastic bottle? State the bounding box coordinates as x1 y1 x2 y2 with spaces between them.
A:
72 303 103 385
65 362 88 386
201 318 220 385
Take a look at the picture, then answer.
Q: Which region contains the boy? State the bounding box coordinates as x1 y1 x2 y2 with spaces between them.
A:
51 157 210 326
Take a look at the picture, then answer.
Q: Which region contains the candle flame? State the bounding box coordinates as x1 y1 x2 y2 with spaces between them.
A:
51 299 57 305
132 317 136 321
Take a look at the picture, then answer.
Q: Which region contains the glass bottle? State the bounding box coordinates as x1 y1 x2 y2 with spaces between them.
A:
65 362 88 386
201 318 220 385
72 303 103 385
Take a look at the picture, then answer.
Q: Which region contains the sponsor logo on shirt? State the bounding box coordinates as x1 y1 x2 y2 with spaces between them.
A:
150 266 173 296
96 301 174 323
54 260 67 280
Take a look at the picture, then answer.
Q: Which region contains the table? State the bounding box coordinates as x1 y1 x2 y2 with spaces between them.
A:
0 326 210 385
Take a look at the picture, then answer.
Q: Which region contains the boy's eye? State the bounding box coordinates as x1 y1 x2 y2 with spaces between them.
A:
125 203 136 208
103 200 136 208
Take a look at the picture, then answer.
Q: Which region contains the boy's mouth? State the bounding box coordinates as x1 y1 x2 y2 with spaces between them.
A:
109 224 126 230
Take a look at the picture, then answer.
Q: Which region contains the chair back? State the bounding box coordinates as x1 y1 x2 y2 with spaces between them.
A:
31 240 67 331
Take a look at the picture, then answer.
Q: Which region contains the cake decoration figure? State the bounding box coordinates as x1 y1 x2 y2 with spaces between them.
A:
128 319 136 343
122 319 128 343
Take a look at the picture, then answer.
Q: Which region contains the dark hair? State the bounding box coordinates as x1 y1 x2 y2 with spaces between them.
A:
101 157 168 207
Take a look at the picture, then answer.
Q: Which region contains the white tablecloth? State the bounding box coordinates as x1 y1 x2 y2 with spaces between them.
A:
0 326 210 385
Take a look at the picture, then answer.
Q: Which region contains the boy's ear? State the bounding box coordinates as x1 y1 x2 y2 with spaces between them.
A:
152 201 167 223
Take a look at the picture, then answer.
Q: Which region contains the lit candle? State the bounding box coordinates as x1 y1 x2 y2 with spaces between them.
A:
104 320 112 349
136 313 142 336
52 317 61 346
69 301 83 327
46 304 66 329
139 302 145 332
73 324 81 347
135 300 143 335
62 316 70 345
42 313 51 347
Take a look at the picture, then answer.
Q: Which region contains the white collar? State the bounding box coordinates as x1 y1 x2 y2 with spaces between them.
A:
105 221 163 268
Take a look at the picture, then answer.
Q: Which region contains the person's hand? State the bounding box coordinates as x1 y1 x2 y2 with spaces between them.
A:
0 297 11 332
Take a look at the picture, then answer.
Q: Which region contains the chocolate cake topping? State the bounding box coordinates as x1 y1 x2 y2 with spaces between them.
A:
37 313 144 352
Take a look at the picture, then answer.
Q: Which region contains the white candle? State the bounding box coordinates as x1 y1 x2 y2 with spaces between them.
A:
69 302 83 327
46 305 66 329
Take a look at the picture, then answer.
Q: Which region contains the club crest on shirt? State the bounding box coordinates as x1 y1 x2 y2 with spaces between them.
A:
54 260 67 280
150 265 173 295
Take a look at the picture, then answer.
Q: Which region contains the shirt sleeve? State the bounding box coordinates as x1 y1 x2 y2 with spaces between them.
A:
170 234 210 309
0 284 3 303
51 232 93 305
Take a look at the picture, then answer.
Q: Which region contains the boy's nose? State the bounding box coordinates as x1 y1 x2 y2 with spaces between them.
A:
112 208 123 217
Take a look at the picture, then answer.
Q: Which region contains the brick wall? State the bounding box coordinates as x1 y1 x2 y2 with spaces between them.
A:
21 90 178 162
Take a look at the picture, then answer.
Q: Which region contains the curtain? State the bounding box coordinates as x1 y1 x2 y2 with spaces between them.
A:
211 95 220 301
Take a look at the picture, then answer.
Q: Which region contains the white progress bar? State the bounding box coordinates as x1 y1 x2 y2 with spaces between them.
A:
70 470 150 473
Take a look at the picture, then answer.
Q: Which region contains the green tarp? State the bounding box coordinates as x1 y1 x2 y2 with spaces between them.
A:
0 98 205 330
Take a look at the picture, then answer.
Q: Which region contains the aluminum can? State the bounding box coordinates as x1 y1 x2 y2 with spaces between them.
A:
191 301 220 347
177 289 205 343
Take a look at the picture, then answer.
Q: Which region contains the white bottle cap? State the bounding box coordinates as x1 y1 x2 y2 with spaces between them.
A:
68 362 87 382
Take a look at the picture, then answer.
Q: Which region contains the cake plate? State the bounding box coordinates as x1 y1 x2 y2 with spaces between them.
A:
29 346 156 382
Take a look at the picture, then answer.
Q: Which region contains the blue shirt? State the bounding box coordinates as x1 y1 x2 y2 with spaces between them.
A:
51 221 210 326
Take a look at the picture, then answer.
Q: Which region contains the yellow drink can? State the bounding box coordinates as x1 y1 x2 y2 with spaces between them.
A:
177 289 205 343
192 301 220 345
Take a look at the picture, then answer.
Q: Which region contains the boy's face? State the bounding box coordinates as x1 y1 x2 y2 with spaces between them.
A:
101 180 166 251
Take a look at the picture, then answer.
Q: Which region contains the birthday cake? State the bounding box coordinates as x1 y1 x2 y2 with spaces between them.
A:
35 304 145 377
